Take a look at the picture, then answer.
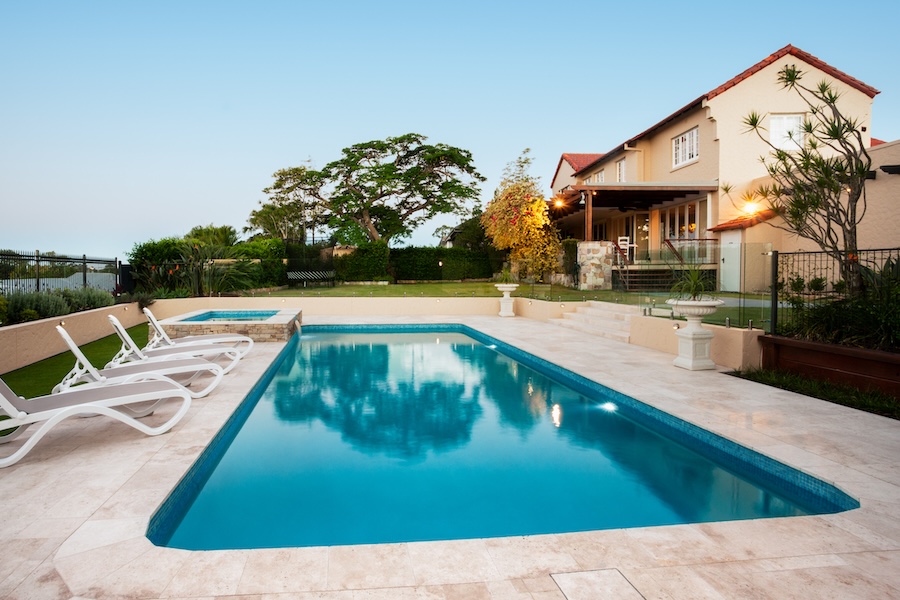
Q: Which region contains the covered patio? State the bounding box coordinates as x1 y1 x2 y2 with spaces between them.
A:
549 182 719 291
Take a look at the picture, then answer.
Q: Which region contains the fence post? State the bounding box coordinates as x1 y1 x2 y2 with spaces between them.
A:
35 249 41 292
769 250 779 335
83 254 88 288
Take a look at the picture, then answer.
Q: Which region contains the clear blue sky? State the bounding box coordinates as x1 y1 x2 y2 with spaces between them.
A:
2 0 898 261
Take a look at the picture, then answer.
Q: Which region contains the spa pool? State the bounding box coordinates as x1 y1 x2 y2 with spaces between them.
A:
159 308 301 342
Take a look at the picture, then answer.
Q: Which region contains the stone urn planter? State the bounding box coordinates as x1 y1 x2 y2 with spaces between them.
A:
495 283 519 317
666 298 725 370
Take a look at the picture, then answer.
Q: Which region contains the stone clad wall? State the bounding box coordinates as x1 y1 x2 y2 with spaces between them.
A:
576 241 615 290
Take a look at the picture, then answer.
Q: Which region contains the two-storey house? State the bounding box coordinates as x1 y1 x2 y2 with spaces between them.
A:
550 45 881 292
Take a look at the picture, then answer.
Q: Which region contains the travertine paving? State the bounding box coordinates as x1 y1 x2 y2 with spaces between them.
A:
2 315 898 599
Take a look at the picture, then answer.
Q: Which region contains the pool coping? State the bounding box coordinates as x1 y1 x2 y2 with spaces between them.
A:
159 307 301 342
2 314 899 598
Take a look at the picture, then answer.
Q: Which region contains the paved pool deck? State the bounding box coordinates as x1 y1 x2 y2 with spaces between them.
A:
2 315 899 599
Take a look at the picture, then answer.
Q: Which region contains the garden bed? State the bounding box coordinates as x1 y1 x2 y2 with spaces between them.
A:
759 335 900 399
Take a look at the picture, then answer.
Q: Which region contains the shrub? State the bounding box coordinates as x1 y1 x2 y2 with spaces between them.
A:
19 309 41 322
115 291 155 309
0 294 7 325
55 287 114 311
334 241 390 281
5 291 70 323
781 258 900 352
234 238 286 260
562 239 578 276
153 288 192 299
388 247 492 281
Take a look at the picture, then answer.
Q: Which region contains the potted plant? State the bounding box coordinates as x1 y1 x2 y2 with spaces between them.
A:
666 265 724 370
494 268 519 317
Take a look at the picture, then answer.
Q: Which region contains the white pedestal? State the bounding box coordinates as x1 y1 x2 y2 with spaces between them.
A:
666 299 724 371
495 284 519 317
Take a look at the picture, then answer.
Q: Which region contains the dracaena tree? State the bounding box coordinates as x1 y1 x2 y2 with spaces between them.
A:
743 64 873 294
481 149 561 281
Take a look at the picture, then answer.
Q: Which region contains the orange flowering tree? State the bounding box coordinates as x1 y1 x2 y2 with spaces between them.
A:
481 150 561 281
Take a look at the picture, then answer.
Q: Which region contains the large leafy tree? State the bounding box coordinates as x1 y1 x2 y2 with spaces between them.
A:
481 149 561 281
743 65 872 293
248 167 327 243
261 133 485 246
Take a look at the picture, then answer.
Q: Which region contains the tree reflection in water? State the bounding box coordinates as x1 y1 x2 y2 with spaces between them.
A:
270 333 483 460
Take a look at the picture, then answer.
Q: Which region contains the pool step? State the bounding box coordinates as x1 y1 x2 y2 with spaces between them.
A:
549 301 640 343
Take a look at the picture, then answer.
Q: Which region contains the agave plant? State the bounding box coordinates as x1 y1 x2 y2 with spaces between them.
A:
670 265 716 301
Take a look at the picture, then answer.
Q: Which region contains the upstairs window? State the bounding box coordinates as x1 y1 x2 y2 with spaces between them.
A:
593 170 605 183
770 114 805 150
672 127 699 168
616 159 626 182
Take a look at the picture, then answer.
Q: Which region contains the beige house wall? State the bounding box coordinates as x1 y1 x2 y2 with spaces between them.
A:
731 139 899 254
632 110 721 184
706 59 874 226
551 160 577 195
863 140 900 249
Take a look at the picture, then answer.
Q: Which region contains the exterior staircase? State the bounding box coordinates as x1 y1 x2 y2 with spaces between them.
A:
549 301 641 343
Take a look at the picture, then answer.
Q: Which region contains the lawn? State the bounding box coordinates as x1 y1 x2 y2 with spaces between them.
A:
2 324 149 399
257 282 772 330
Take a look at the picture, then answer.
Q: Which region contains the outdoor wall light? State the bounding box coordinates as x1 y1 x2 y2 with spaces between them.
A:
59 320 65 326
673 323 680 330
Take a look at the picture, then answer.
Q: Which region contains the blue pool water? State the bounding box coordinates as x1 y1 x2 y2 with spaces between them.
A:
149 325 858 550
181 310 278 322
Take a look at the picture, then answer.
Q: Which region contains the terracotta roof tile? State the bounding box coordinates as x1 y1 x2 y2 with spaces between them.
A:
562 153 605 172
871 137 886 147
708 209 777 232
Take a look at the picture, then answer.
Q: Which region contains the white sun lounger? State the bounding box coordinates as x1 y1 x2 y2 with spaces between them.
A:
143 307 253 356
54 325 225 398
0 376 191 468
106 315 243 374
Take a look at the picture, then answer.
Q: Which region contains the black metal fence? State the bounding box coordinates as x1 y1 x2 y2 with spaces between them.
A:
0 250 119 295
770 248 900 335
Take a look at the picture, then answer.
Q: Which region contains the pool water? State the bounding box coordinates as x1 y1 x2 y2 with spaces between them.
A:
150 327 857 550
181 310 278 322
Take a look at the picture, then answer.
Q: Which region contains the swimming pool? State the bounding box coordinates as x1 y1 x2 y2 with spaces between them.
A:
148 325 858 550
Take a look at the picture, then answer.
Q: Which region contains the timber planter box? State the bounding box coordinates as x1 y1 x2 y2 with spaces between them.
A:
759 335 900 398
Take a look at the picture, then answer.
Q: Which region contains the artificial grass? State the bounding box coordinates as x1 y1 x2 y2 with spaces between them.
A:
730 368 899 420
2 324 149 399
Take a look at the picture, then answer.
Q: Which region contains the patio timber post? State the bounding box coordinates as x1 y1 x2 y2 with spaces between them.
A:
584 191 593 241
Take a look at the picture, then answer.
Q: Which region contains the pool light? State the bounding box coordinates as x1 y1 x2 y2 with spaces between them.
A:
599 402 618 412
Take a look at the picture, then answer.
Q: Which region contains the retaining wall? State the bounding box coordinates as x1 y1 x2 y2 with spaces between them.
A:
1 296 763 374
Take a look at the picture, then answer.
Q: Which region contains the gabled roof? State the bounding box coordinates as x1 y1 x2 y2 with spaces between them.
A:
707 44 880 101
872 137 887 147
551 153 606 191
570 45 880 177
561 153 605 172
708 209 777 232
